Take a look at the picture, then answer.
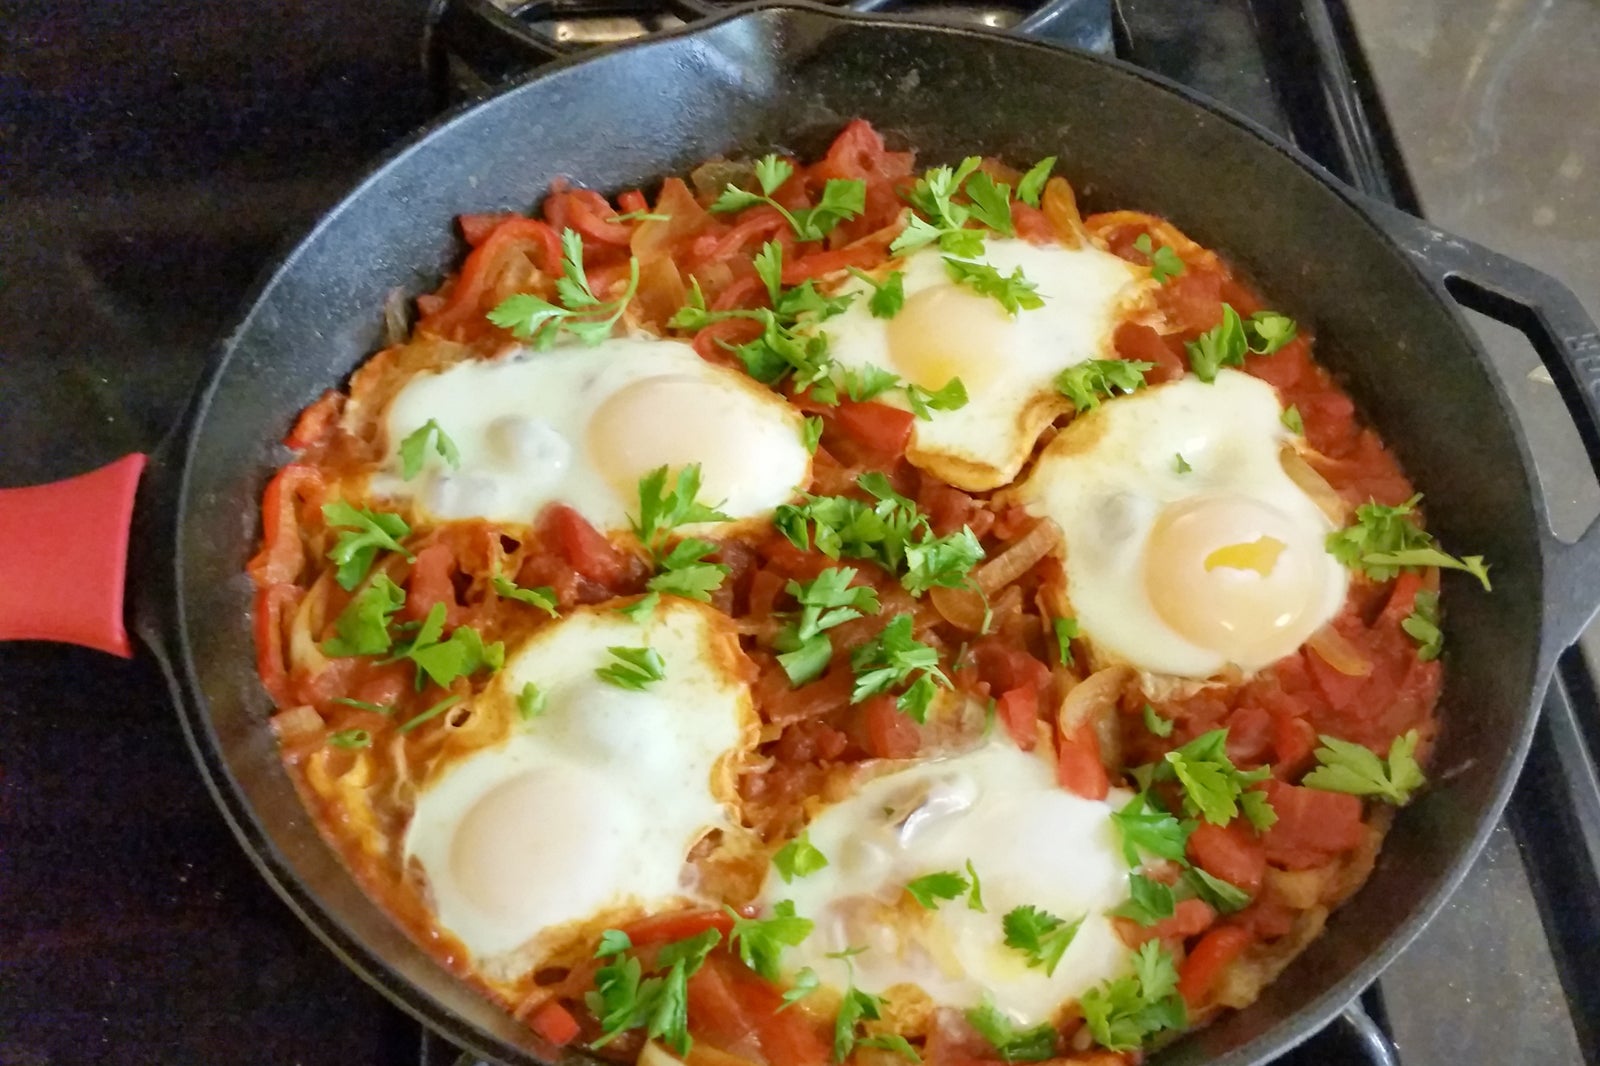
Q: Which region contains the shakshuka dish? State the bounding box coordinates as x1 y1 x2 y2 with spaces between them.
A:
249 121 1489 1063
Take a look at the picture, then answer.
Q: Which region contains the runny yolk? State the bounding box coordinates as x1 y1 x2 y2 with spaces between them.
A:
1144 495 1325 665
886 282 1014 394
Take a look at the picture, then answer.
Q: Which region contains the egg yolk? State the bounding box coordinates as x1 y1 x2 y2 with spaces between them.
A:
1143 494 1325 666
886 282 1013 394
586 373 788 511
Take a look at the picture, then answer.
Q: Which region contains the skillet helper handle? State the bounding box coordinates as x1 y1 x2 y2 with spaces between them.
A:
1372 203 1600 652
0 454 147 657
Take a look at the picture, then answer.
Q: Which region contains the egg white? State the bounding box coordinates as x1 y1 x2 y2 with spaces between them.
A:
403 597 756 983
822 239 1151 491
1003 369 1348 679
368 335 812 532
758 741 1133 1024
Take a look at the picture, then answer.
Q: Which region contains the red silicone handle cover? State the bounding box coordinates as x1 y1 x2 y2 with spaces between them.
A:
0 454 147 657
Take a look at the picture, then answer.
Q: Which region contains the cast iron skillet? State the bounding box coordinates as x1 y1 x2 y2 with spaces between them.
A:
3 3 1600 1063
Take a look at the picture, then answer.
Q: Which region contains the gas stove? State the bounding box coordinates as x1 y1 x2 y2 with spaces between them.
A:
2 2 1597 1064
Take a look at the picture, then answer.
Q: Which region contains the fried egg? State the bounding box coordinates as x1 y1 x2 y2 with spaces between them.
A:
369 336 812 531
823 239 1151 491
760 741 1133 1024
403 597 757 983
1005 369 1347 679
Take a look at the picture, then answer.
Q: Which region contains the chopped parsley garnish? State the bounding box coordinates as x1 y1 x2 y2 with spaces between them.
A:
849 268 907 319
903 869 972 910
486 229 639 348
322 501 413 591
1055 358 1153 412
1185 305 1247 383
398 418 461 480
961 171 1015 236
841 363 903 403
903 526 983 596
1326 494 1491 589
390 603 505 689
1016 156 1056 208
850 614 952 722
965 997 1058 1062
773 833 829 883
1245 310 1298 353
893 157 990 257
1001 905 1084 977
1079 941 1187 1052
396 693 465 734
333 697 392 715
631 463 732 550
905 377 969 420
1052 617 1079 665
516 682 546 720
587 927 721 1055
1403 589 1443 660
779 967 820 1010
710 155 866 242
1133 233 1185 284
326 728 372 749
725 900 814 980
828 950 892 1063
618 591 660 623
1142 702 1174 738
943 257 1042 316
802 415 825 454
1109 874 1177 927
321 574 406 658
1183 866 1252 913
1281 403 1304 434
1109 791 1194 867
595 646 667 690
1155 728 1276 828
492 575 559 616
965 859 986 912
774 566 882 686
647 536 730 603
1175 453 1192 474
857 1034 921 1063
1303 729 1425 805
607 210 672 223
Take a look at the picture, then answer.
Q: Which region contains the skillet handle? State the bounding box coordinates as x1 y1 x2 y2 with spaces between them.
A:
0 454 147 657
1370 203 1600 653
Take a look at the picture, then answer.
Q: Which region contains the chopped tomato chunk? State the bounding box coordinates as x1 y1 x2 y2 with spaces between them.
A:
1178 925 1254 1008
832 401 914 461
1187 821 1266 893
996 685 1039 751
1259 780 1365 869
529 1000 581 1047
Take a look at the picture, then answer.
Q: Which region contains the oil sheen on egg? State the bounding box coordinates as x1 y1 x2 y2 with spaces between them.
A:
1005 369 1348 679
403 598 756 983
369 336 812 531
760 742 1133 1023
823 239 1151 491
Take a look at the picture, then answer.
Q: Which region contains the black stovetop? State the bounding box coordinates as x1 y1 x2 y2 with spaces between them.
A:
3 2 1597 1064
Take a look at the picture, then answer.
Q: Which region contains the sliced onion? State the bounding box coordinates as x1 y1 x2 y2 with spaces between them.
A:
1058 664 1135 773
1040 177 1084 248
1279 443 1348 525
382 287 410 347
270 704 324 746
642 1042 689 1066
928 586 988 631
977 518 1063 595
1306 623 1372 677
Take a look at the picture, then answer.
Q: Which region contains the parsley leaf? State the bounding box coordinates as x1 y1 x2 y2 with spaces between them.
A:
893 158 988 256
774 566 881 686
841 363 904 403
1326 495 1491 589
779 967 820 1010
332 697 392 714
850 614 952 722
859 269 906 318
1281 403 1304 434
1055 358 1153 412
904 870 970 909
396 692 464 734
962 172 1015 236
1175 453 1192 474
857 1034 921 1063
833 983 887 1063
516 682 546 720
943 257 1043 316
965 998 1057 1062
1109 874 1176 927
631 464 732 551
1142 702 1174 738
1053 617 1079 665
1182 866 1252 913
321 574 406 657
1132 233 1185 284
486 229 639 348
1110 792 1194 867
1185 304 1247 383
1303 729 1426 805
323 501 413 591
1079 941 1187 1052
1162 729 1273 827
776 635 834 687
596 645 667 690
1016 157 1056 208
803 415 825 454
773 833 829 883
647 537 729 603
1001 905 1084 976
586 927 721 1055
1245 310 1298 354
618 591 660 623
965 859 986 912
903 527 983 596
1403 589 1443 661
492 575 559 616
725 900 813 981
905 378 969 420
326 729 371 749
710 155 866 241
398 418 461 480
391 605 505 689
